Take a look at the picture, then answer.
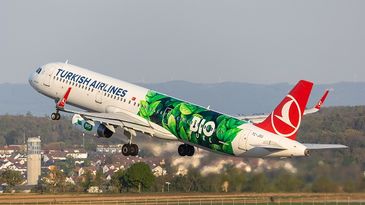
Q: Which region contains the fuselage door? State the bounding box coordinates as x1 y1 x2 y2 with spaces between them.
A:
238 129 251 151
95 91 103 104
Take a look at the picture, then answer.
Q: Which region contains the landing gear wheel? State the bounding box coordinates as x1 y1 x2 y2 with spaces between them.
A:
122 144 139 156
178 144 186 156
122 144 131 156
51 112 61 120
178 144 195 157
186 145 195 156
130 144 139 156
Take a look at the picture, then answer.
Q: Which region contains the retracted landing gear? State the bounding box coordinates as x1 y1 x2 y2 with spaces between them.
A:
51 112 61 120
178 144 195 156
122 128 139 156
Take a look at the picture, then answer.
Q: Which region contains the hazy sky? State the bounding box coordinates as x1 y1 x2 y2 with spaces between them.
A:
1 0 364 84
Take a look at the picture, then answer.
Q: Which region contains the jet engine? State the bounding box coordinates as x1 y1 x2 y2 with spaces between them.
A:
72 114 115 138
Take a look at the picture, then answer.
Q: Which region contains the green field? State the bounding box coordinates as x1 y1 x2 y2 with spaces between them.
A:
0 193 364 205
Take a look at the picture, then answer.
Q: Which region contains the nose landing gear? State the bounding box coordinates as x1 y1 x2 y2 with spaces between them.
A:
51 112 61 120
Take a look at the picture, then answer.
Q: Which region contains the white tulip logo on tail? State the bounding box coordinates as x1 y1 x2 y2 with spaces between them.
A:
271 95 301 137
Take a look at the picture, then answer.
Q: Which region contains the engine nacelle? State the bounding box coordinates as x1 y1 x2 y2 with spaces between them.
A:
72 114 115 138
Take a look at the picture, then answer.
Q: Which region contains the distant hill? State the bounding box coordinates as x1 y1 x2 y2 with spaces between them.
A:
1 81 365 116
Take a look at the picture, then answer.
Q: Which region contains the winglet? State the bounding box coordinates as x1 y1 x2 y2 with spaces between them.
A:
56 87 72 109
314 89 329 110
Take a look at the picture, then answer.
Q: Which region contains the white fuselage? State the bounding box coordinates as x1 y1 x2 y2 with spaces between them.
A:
29 63 308 158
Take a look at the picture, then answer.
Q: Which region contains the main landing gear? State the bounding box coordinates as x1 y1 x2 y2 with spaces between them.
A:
122 128 139 156
51 112 61 120
122 144 139 156
178 144 195 156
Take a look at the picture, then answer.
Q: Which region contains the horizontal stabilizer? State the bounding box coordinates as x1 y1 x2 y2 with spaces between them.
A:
303 143 348 150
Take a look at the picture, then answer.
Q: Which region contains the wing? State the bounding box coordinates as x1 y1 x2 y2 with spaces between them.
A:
62 108 152 131
238 89 330 123
56 87 154 135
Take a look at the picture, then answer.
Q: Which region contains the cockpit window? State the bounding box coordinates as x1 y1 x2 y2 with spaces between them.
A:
36 68 42 74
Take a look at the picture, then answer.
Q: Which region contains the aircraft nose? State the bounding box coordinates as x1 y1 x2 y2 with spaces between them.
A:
28 71 39 88
28 73 35 86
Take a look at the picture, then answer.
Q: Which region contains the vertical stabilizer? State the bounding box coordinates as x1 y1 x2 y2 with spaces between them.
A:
255 80 313 140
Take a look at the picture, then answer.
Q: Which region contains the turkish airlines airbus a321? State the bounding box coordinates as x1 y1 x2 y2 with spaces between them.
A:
29 63 347 158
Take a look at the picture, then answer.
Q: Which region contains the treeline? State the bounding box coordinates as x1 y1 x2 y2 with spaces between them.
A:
3 161 364 193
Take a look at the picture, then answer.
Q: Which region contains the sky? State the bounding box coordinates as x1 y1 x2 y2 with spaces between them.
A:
1 0 364 84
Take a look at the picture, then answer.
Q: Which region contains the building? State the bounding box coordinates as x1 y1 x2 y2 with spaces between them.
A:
96 144 123 153
27 137 41 185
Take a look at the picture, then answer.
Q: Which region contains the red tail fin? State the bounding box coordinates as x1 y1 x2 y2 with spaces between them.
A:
255 80 313 140
314 89 329 110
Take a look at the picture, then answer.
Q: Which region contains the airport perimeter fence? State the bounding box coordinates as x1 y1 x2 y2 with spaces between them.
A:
2 196 365 205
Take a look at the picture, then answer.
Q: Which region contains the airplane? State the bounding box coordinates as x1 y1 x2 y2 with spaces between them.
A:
29 63 347 158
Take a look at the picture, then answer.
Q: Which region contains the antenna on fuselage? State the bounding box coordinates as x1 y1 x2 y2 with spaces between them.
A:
65 60 69 64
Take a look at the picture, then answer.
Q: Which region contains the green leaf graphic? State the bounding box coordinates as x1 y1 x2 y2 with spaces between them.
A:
162 120 170 131
147 94 166 104
216 115 228 125
168 114 177 136
224 128 241 142
180 103 194 115
226 118 238 129
179 126 188 141
190 133 198 144
211 144 222 151
149 101 161 114
216 119 227 141
222 142 233 154
139 106 149 118
171 104 181 117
